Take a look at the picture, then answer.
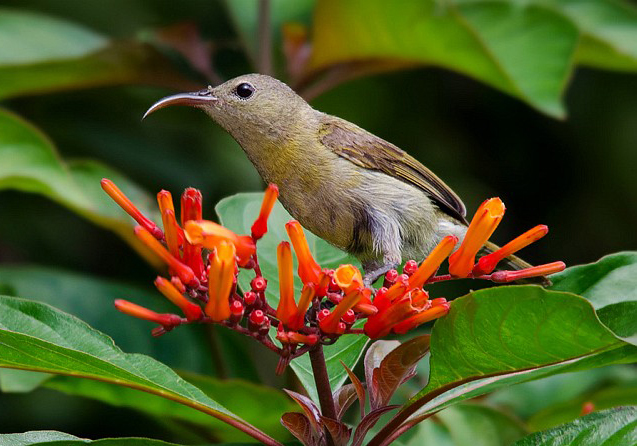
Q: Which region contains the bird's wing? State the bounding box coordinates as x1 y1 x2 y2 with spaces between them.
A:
320 118 467 223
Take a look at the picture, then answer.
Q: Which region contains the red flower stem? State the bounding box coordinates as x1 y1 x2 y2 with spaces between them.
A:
289 345 313 360
309 345 336 446
251 252 263 277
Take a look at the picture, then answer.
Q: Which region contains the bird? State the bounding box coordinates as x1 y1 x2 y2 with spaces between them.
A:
144 73 535 286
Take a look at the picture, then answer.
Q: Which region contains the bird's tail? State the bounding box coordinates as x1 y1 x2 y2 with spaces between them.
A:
482 241 551 286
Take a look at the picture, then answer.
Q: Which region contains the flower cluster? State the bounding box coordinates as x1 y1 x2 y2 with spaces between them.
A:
101 180 564 368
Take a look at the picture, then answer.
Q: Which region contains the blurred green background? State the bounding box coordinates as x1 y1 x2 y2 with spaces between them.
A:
0 0 636 443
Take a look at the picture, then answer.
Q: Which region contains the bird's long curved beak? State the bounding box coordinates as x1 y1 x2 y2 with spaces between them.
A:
143 91 218 120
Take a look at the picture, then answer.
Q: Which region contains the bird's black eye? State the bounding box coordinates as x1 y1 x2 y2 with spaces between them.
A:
235 82 255 99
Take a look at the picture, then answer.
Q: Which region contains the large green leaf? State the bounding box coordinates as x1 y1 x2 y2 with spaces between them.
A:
513 406 637 446
0 295 280 446
0 431 189 446
0 8 193 99
0 109 161 263
43 371 295 442
550 252 637 345
368 286 637 444
549 0 637 71
216 192 368 402
309 0 637 117
310 0 577 117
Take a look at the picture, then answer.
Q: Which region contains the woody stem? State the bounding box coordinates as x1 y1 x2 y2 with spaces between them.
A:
309 345 336 444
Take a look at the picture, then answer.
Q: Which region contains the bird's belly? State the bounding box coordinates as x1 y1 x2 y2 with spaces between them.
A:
276 183 357 251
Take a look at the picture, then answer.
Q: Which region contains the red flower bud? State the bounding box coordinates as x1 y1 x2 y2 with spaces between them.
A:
243 291 258 306
251 276 267 292
403 260 418 276
383 269 399 288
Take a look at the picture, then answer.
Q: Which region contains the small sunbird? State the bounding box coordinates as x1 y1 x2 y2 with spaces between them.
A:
145 74 533 285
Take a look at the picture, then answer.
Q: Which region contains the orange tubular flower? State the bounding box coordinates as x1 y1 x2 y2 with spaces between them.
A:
354 287 377 316
392 301 450 334
101 179 163 239
277 242 298 326
491 261 566 283
114 299 181 326
333 264 364 293
315 270 331 297
473 225 549 276
449 198 506 278
285 220 321 284
206 241 236 322
364 295 415 339
162 209 183 259
251 184 279 240
134 226 198 287
319 288 363 334
184 220 256 266
154 276 202 321
288 283 316 330
157 190 175 214
408 235 458 289
158 190 183 258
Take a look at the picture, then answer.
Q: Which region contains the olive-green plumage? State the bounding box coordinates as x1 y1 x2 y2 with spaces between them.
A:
145 73 533 285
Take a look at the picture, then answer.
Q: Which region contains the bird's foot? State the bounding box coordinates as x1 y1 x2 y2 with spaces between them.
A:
363 262 399 288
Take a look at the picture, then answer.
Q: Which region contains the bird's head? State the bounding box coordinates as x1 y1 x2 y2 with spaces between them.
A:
144 74 314 150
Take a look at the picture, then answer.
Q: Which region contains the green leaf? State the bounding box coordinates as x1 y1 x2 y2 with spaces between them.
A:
549 0 637 71
0 430 237 445
309 0 637 117
0 109 162 263
369 286 637 443
513 406 637 446
0 8 192 99
550 252 637 345
310 0 578 117
43 371 295 442
0 9 106 64
216 192 368 402
0 295 279 445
